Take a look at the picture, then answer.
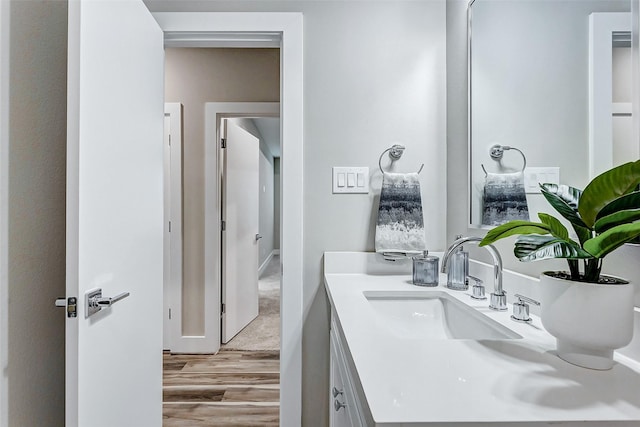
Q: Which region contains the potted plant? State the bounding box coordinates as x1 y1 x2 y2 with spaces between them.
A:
480 160 640 370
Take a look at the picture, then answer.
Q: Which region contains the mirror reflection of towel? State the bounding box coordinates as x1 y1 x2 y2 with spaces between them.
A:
375 172 426 256
482 171 529 226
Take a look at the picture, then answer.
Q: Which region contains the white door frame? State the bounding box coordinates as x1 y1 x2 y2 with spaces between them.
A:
163 103 183 351
152 12 303 426
589 12 631 178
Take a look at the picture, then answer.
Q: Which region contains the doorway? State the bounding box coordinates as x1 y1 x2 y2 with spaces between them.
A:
161 43 284 424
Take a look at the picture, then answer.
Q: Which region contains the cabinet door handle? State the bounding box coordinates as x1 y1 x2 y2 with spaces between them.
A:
334 399 347 411
332 387 344 398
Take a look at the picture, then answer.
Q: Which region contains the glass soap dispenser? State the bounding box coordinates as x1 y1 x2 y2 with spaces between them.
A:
446 235 469 290
412 250 439 287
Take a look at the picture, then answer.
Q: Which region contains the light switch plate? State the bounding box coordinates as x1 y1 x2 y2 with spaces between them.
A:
524 167 560 194
333 167 369 194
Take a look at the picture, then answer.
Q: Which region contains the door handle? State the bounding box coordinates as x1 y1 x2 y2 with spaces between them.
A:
255 234 262 241
95 292 130 308
86 288 130 318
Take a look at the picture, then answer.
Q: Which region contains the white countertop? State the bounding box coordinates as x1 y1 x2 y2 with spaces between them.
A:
324 252 640 426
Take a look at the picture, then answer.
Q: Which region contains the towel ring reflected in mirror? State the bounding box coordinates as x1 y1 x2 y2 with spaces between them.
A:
481 144 527 176
378 144 425 175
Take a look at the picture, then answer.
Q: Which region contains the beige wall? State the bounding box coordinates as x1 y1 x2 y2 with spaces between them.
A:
164 48 280 335
6 1 67 426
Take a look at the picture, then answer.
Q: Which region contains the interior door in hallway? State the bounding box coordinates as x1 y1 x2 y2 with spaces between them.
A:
64 1 164 426
222 119 260 343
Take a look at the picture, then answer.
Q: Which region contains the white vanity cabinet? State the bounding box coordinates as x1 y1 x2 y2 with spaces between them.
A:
330 314 367 427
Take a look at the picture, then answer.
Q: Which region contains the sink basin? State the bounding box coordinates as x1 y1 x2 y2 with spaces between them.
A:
364 291 522 340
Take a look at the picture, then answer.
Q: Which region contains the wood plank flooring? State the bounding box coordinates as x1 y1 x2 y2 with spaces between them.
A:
163 350 280 427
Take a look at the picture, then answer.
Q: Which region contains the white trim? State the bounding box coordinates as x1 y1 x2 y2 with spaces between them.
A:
589 12 630 179
258 250 276 277
164 31 281 48
153 12 304 425
163 103 185 352
0 0 9 425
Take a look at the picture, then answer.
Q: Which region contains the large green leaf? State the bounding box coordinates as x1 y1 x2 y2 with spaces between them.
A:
538 213 569 240
573 224 592 247
479 221 551 247
579 160 640 228
596 191 640 220
540 184 588 230
594 209 640 233
514 235 593 261
583 222 640 258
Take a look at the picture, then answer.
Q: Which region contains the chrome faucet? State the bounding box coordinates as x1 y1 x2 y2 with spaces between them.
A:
441 236 507 311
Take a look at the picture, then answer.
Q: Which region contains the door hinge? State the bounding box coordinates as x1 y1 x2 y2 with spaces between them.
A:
169 221 171 232
168 308 172 320
221 220 226 231
221 303 226 314
221 138 226 148
168 134 171 146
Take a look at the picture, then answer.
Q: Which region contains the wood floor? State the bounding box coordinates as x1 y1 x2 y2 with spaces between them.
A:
163 350 280 426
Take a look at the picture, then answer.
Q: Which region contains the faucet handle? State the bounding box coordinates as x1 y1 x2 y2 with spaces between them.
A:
511 294 540 323
489 290 508 311
467 276 486 300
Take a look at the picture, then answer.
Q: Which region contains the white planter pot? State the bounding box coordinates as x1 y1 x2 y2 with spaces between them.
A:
539 271 634 370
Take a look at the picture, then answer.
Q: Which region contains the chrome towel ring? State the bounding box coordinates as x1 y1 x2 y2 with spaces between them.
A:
481 144 527 176
378 144 425 175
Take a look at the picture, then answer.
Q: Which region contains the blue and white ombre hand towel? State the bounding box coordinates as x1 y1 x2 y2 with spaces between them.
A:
375 172 426 257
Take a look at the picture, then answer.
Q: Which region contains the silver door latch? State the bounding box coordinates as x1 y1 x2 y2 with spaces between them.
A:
55 297 78 318
85 288 130 318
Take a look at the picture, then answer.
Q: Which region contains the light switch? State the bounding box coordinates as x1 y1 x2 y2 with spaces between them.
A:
524 167 560 194
332 167 369 194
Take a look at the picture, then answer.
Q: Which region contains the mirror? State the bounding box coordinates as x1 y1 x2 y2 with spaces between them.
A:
468 0 635 228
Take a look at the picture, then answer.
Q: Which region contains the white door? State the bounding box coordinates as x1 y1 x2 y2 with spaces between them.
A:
222 120 260 343
64 1 164 426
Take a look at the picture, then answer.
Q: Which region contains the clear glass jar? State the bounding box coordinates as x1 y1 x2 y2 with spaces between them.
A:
412 253 439 287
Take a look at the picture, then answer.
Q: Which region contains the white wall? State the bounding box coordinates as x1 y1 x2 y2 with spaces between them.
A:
149 2 448 424
3 1 67 426
164 48 279 335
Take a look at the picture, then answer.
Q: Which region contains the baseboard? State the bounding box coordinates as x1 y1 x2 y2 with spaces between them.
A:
258 250 276 277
